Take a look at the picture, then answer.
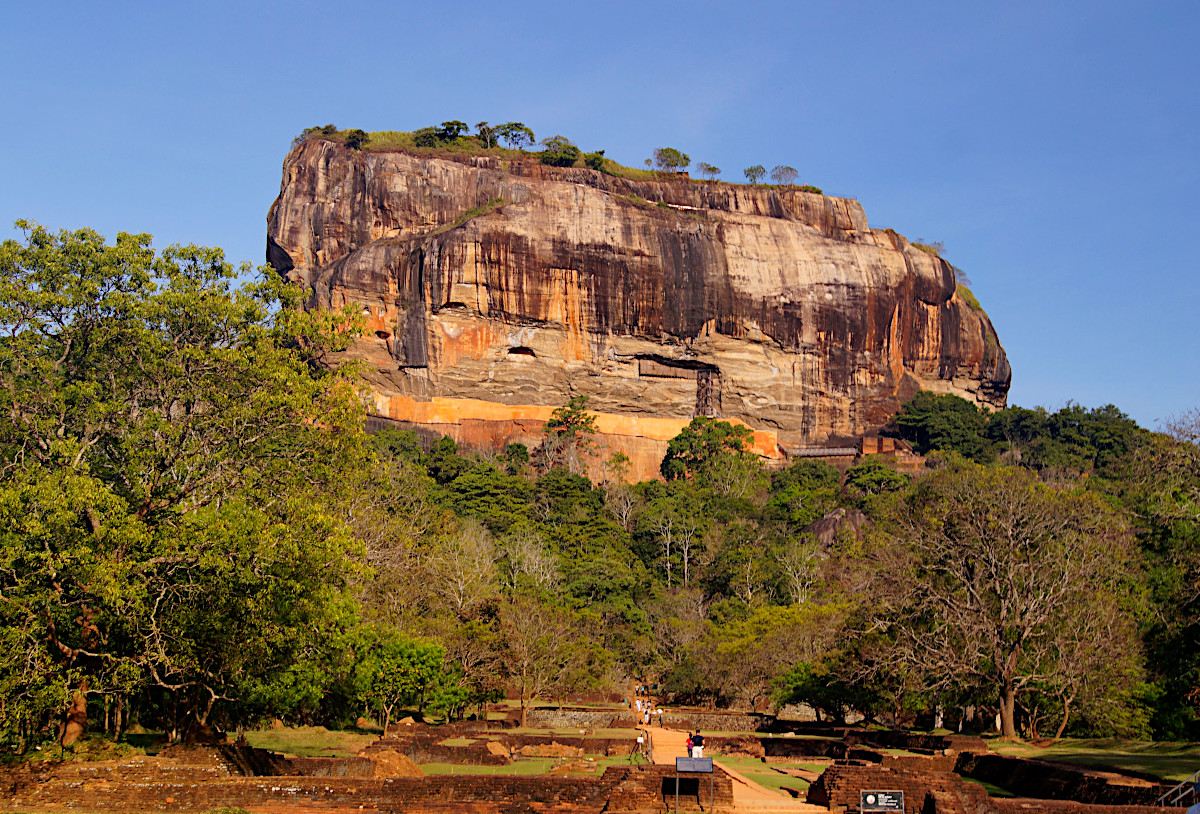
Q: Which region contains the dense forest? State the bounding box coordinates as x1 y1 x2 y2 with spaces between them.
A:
1 224 1197 755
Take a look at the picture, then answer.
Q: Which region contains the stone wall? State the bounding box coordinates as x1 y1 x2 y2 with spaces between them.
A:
661 710 771 732
525 708 636 729
954 753 1176 807
2 760 732 813
808 760 997 814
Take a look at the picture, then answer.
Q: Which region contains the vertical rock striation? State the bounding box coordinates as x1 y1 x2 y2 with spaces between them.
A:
267 139 1009 478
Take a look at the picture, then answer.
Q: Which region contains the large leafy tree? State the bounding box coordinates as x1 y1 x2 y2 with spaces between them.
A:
869 455 1138 739
887 391 995 462
661 417 754 482
0 222 370 748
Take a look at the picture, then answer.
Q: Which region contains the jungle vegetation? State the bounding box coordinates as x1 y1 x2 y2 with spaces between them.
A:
1 224 1197 755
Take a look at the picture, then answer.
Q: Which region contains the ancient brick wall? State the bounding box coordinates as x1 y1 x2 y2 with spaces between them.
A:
955 754 1176 807
3 754 744 814
808 760 993 814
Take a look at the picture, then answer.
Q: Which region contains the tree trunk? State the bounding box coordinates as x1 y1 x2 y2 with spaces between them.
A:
1053 695 1073 741
61 679 88 747
998 683 1018 739
113 695 124 741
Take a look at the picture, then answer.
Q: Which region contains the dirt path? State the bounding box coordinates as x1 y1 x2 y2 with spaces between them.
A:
649 726 826 812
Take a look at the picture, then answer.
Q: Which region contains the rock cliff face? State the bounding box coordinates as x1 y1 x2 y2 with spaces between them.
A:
267 139 1009 479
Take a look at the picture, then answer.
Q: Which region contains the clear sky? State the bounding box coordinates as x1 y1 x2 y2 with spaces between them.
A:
3 1 1197 428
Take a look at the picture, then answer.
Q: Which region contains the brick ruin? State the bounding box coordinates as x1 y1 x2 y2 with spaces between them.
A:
0 720 1189 814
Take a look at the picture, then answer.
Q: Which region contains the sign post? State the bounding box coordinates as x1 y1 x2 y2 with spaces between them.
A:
861 790 905 814
675 757 714 812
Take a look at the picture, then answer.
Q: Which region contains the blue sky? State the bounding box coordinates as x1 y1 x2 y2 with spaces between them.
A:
3 1 1197 428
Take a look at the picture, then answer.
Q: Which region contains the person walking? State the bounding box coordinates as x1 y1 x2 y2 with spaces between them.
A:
691 731 704 758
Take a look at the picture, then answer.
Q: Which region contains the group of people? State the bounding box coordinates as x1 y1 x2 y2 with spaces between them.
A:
632 682 660 727
631 681 705 759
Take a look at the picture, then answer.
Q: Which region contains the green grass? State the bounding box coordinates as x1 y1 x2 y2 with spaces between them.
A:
987 737 1200 782
243 725 380 757
715 755 808 795
437 737 477 747
419 755 615 776
16 734 145 764
957 283 983 312
962 777 1016 798
431 197 506 236
503 726 642 739
420 758 560 775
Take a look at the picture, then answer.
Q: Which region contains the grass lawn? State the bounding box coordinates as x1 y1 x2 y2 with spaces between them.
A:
420 755 627 776
243 725 380 758
504 726 642 739
987 738 1200 782
419 758 561 775
962 777 1016 797
715 755 810 795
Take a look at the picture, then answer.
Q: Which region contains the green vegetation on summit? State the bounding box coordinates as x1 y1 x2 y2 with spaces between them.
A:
292 121 821 191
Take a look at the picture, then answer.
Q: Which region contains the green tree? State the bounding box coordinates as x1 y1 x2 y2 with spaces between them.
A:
888 391 995 462
539 135 581 167
294 123 338 145
696 162 721 181
475 121 496 148
743 165 766 185
652 147 690 174
412 126 441 147
344 129 369 150
355 628 446 732
842 458 910 507
495 122 535 150
871 456 1137 739
583 150 606 171
539 395 598 472
436 120 469 142
767 459 842 528
661 417 755 483
0 222 370 747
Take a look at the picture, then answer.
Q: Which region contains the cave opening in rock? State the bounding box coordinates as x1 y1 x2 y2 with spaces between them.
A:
507 346 537 357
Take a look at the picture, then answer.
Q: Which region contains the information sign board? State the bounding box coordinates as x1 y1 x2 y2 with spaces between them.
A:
861 790 905 813
675 757 714 773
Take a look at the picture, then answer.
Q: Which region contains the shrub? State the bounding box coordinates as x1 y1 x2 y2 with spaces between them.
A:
583 150 606 171
344 129 369 150
539 135 581 167
293 124 337 145
413 127 440 148
956 283 982 312
797 184 822 194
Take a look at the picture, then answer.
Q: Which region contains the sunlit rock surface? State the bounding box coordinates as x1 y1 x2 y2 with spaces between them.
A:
267 139 1009 479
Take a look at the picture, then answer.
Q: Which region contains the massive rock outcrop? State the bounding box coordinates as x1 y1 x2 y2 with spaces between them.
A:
267 139 1009 479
